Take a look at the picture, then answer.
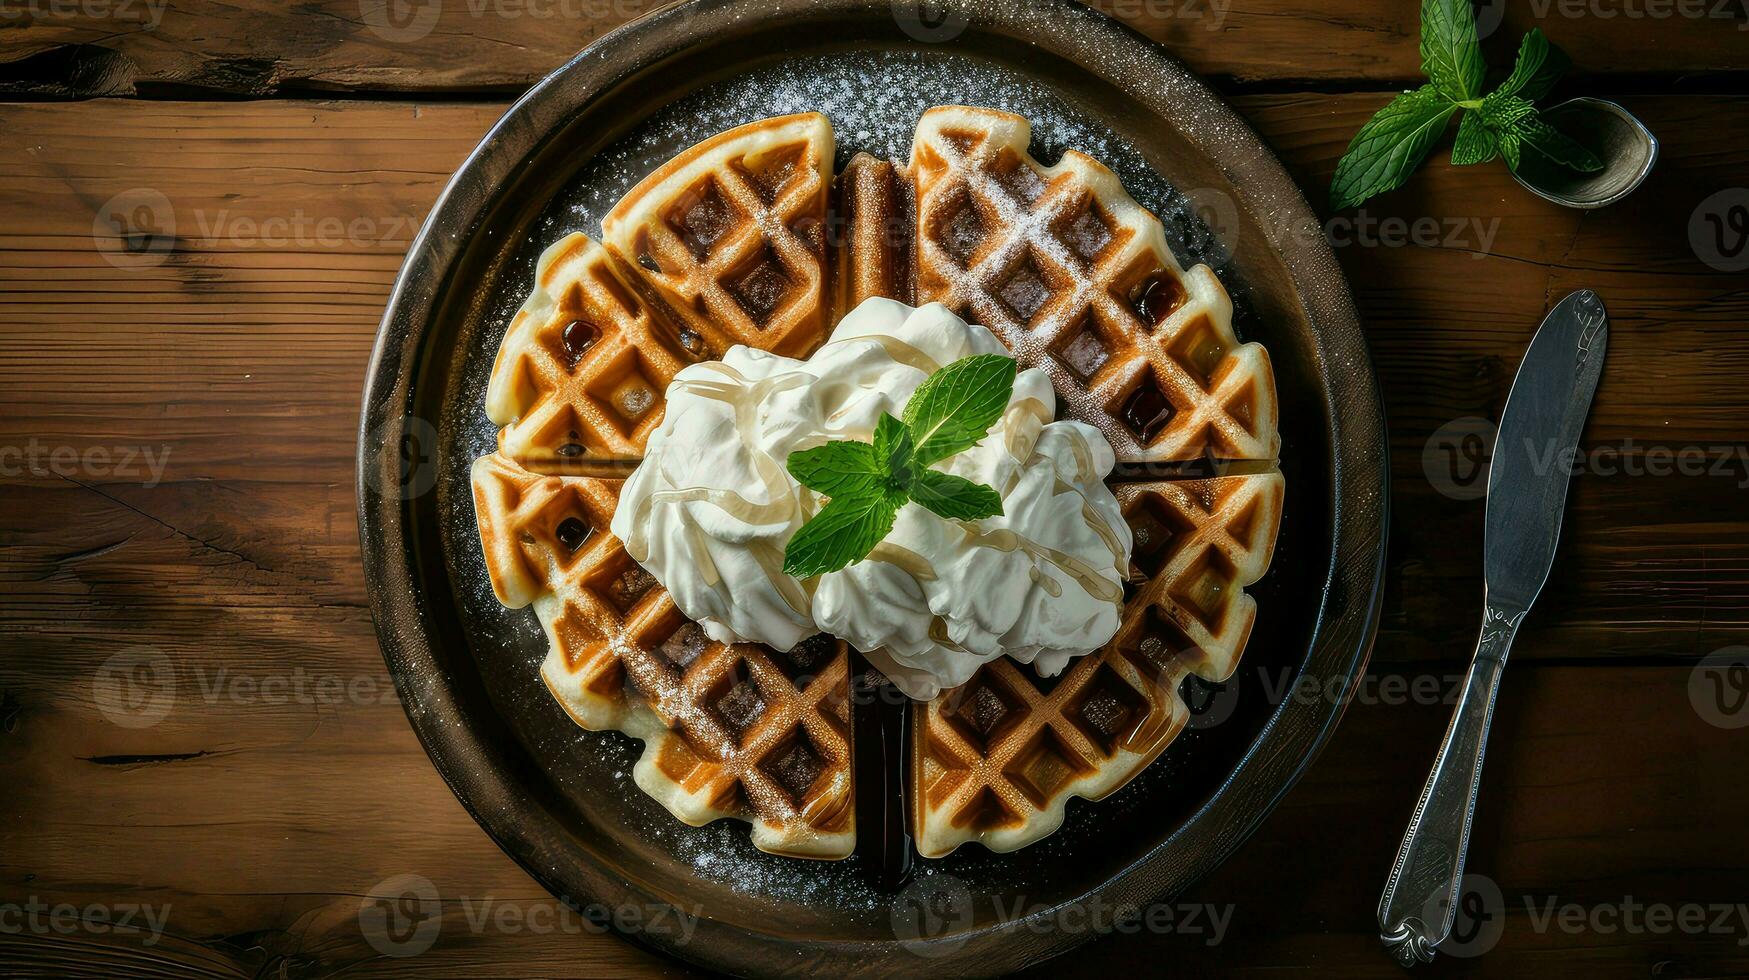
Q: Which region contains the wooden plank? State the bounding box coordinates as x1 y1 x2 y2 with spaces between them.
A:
2 93 1747 973
1043 664 1749 978
2 0 1745 96
3 96 1746 660
6 624 1743 974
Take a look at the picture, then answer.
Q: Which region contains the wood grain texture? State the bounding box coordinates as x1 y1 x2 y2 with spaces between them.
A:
2 90 1747 976
1 0 1746 96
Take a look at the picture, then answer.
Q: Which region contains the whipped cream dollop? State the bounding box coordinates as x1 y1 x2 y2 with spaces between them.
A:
612 298 1133 700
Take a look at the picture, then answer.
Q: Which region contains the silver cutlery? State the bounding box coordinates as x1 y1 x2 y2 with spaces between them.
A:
1378 289 1610 965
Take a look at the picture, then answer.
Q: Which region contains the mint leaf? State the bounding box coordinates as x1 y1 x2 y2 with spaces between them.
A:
1450 112 1498 166
1479 93 1603 174
901 354 1016 466
1420 0 1484 102
872 413 914 490
1329 85 1459 210
911 469 1003 522
781 490 903 578
1480 92 1538 131
787 440 884 498
780 355 1015 576
1512 118 1605 173
1498 29 1568 102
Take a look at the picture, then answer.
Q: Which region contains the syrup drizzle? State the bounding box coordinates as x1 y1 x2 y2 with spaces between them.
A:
1129 272 1185 328
851 654 914 891
560 319 600 367
554 517 590 552
1122 384 1172 443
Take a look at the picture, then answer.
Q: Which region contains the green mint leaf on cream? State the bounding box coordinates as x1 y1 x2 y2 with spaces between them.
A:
911 470 1003 522
786 440 886 498
780 355 1016 578
781 491 904 579
901 353 1017 466
872 413 914 491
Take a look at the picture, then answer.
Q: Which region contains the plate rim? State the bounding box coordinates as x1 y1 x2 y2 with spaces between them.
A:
357 0 1389 973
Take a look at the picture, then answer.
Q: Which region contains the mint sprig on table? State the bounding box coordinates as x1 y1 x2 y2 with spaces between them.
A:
781 354 1014 578
1329 0 1603 210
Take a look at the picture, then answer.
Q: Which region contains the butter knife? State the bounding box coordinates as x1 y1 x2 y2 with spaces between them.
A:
1378 289 1609 966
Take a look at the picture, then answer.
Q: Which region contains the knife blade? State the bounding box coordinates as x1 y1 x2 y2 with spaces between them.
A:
1485 288 1610 611
1379 289 1608 966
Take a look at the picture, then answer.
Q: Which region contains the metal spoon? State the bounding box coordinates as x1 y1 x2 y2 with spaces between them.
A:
1512 98 1658 209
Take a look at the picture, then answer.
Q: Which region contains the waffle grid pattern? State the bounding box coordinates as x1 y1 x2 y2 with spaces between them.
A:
472 109 1284 861
910 106 1279 464
911 472 1283 856
603 113 833 359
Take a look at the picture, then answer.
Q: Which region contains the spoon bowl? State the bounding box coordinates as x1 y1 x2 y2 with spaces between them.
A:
1512 97 1658 209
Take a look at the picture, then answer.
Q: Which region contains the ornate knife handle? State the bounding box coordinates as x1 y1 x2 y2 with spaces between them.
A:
1378 596 1525 966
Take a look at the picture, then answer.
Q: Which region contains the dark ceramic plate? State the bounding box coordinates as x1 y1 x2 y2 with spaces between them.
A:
357 0 1388 973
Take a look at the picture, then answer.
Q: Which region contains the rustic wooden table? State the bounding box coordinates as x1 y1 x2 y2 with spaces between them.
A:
3 2 1747 976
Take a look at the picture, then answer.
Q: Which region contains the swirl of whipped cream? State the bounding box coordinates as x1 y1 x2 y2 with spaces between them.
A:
612 298 1132 700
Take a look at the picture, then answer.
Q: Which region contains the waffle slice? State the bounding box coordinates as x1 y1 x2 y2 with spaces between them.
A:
835 151 913 315
909 106 1279 464
475 107 1286 862
484 232 692 461
911 471 1283 857
471 453 856 858
603 113 834 359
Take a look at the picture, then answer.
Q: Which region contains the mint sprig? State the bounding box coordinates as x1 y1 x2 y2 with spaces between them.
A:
1330 1 1603 211
780 354 1015 578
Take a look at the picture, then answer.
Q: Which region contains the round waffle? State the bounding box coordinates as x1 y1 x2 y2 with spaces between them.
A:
472 109 1284 861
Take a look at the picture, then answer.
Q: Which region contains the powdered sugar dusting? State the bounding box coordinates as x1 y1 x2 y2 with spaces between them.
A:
435 44 1263 917
547 49 1230 275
